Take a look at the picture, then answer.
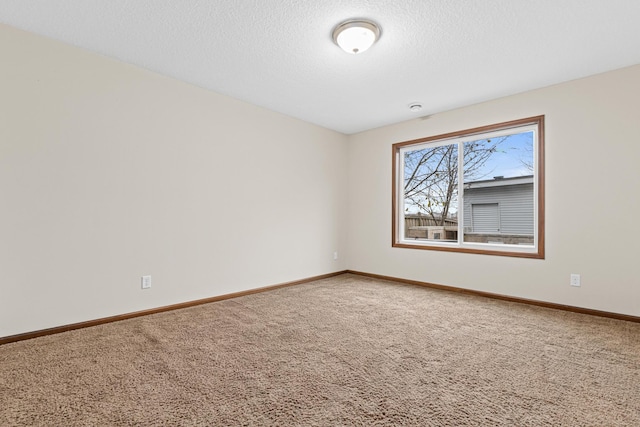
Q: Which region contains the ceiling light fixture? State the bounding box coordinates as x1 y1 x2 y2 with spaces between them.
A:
332 19 381 54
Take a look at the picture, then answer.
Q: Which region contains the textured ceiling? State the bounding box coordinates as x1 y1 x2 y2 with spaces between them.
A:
1 1 640 134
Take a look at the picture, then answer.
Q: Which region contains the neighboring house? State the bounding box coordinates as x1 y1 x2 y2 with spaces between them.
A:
406 175 534 243
463 175 534 244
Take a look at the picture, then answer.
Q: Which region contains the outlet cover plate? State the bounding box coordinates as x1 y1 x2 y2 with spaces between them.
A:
141 275 152 289
570 274 581 287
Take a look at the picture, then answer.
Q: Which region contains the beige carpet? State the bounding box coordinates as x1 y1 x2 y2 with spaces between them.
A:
1 274 639 426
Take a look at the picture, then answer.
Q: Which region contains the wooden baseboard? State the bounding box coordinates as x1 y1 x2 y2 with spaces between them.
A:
346 270 640 324
4 268 637 346
0 270 348 346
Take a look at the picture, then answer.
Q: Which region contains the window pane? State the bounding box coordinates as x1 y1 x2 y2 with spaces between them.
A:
462 131 534 245
403 143 458 242
393 116 544 258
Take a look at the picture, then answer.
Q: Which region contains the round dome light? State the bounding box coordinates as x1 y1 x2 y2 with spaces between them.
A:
332 20 381 54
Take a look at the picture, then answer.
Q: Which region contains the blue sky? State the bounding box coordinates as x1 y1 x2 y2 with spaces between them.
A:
465 131 533 181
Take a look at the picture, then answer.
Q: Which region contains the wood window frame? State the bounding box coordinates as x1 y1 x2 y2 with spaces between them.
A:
392 115 545 259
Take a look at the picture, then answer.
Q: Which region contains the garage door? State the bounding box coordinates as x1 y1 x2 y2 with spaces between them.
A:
472 203 500 232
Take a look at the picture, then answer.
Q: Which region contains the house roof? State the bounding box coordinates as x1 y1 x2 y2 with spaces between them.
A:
464 175 534 189
1 1 639 134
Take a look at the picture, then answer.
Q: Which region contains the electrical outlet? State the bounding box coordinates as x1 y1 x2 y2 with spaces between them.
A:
141 275 152 289
333 251 338 260
570 274 581 287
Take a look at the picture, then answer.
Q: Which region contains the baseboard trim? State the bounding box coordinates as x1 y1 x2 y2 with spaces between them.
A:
346 270 640 324
0 270 348 346
4 268 637 346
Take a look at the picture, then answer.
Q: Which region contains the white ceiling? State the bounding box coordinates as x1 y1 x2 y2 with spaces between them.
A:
1 1 640 134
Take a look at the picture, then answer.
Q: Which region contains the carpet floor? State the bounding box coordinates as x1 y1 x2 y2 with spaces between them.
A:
1 273 639 426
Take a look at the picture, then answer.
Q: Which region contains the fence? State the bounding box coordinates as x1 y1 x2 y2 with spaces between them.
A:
404 214 457 229
404 215 458 240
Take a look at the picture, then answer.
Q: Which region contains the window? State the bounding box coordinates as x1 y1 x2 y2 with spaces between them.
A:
392 116 544 258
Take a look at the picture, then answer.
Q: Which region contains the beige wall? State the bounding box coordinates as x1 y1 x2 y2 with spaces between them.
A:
2 22 639 339
0 24 348 337
347 64 640 316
